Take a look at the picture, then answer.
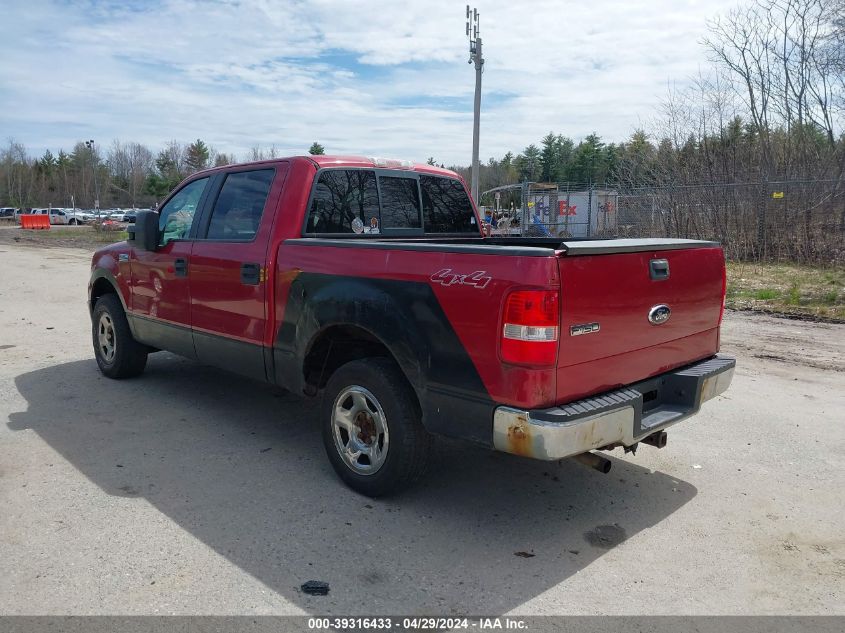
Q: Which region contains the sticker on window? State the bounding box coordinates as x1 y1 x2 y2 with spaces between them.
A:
365 217 380 234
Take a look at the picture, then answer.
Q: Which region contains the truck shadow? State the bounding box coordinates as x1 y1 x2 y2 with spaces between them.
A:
10 355 697 614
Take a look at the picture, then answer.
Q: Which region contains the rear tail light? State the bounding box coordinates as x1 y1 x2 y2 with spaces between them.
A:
719 262 727 325
500 289 560 366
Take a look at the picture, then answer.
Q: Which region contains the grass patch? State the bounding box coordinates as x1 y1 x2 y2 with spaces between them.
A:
41 228 128 243
754 288 780 300
726 261 845 321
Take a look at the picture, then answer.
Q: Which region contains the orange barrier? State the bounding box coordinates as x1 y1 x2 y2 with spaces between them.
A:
20 214 51 229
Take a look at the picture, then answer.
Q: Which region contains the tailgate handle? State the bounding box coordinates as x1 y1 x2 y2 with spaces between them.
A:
174 258 187 278
650 258 669 281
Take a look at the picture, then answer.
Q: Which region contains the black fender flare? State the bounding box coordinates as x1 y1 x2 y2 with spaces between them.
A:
275 276 426 398
273 273 496 444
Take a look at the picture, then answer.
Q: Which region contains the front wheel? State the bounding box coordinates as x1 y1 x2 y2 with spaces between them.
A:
321 358 431 497
92 294 148 378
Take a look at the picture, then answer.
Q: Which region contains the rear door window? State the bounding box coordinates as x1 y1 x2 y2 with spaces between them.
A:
420 175 477 233
205 169 274 241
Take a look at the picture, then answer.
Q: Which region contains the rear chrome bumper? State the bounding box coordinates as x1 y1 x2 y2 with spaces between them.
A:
493 355 735 461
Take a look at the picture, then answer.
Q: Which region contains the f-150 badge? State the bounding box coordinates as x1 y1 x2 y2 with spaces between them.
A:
430 268 491 289
570 322 600 336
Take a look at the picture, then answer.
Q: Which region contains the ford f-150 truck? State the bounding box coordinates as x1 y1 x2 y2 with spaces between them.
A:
88 155 734 496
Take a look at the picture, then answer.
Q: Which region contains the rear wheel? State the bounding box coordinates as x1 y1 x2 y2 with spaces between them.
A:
322 358 431 497
92 294 147 378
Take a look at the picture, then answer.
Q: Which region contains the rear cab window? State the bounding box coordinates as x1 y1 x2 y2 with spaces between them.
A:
304 168 477 236
420 175 477 233
306 170 379 234
378 176 421 232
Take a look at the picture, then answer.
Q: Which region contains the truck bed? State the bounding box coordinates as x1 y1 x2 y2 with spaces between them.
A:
280 236 725 409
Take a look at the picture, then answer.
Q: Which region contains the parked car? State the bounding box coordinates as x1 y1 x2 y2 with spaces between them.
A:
47 208 70 225
66 209 95 225
88 155 734 496
99 209 124 221
0 207 18 218
14 208 32 222
122 210 138 223
26 208 70 225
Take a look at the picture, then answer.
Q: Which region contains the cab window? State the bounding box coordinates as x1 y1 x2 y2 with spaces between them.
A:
420 175 477 233
158 177 209 245
306 170 379 234
378 176 421 230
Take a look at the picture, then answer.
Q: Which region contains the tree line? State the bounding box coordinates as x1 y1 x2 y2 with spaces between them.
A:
0 138 326 210
1 0 841 261
441 0 844 262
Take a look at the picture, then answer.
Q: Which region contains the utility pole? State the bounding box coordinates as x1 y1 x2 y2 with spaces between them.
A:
466 5 483 204
85 139 100 211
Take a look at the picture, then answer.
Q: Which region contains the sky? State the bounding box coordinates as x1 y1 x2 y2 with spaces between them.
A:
0 0 742 165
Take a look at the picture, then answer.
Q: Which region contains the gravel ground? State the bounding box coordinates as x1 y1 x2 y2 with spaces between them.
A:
0 244 843 616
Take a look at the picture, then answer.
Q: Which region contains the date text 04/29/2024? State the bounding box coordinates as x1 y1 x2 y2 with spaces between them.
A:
307 617 528 630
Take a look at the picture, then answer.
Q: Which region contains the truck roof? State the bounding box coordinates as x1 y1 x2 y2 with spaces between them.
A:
193 155 461 180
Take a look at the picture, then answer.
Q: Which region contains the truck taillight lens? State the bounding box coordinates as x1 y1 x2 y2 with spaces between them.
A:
501 289 559 366
719 263 727 325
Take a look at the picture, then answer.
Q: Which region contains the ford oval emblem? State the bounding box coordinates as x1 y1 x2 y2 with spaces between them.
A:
648 304 671 325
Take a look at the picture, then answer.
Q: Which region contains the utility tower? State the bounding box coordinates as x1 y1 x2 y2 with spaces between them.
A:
466 5 483 204
85 139 100 211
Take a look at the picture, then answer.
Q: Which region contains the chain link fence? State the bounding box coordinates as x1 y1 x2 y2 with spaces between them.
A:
483 179 844 263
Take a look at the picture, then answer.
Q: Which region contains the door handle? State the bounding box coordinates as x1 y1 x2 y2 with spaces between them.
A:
174 258 188 277
241 262 261 285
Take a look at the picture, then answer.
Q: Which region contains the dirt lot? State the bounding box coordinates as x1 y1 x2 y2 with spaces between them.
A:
0 244 843 616
0 224 127 250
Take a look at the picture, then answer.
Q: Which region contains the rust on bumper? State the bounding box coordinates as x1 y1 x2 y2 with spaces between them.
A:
492 355 735 461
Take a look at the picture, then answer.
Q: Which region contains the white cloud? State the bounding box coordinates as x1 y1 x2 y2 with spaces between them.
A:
0 0 741 164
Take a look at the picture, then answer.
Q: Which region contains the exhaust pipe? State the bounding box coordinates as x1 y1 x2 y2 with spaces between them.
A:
641 431 668 449
573 451 612 474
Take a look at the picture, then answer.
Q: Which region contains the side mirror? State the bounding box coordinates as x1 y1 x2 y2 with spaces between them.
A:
128 210 159 251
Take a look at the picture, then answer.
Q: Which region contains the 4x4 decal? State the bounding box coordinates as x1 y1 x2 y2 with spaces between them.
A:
430 268 492 289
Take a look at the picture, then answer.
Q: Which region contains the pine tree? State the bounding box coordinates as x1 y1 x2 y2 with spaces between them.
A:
185 139 209 172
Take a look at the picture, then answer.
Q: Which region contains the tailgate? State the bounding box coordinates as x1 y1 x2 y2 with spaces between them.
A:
555 239 725 401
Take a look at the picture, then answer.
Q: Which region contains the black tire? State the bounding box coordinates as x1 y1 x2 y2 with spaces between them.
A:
321 358 432 497
92 294 148 379
69 219 77 225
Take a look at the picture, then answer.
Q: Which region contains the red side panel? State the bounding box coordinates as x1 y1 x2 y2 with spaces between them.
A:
275 244 561 408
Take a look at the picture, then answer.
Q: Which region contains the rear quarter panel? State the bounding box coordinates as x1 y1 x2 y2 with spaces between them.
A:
274 242 562 413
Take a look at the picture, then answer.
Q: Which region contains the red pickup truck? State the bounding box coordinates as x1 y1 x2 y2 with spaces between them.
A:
88 155 734 496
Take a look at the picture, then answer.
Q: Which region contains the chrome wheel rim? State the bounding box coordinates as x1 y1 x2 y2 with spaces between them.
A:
97 313 116 363
332 386 389 475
